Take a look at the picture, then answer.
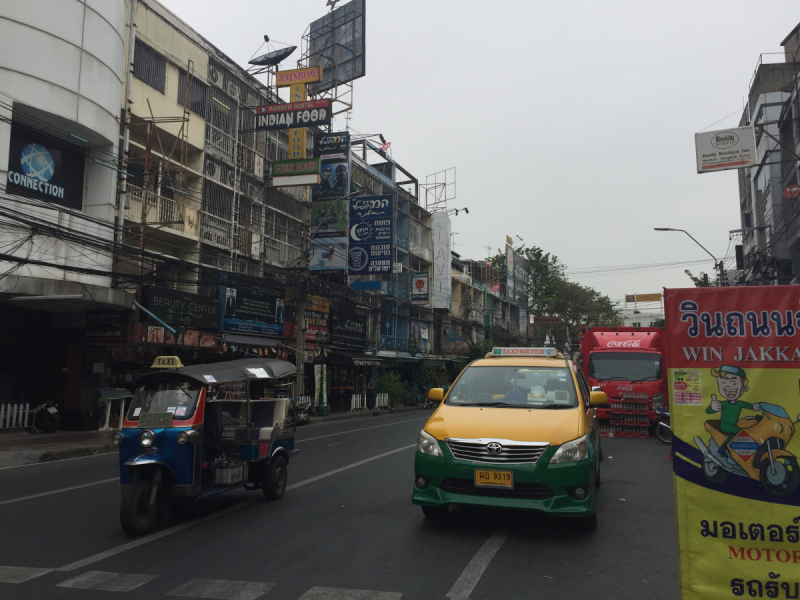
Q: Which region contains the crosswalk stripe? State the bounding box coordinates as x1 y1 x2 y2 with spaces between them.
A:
0 566 52 583
167 578 273 600
57 570 156 592
298 587 402 600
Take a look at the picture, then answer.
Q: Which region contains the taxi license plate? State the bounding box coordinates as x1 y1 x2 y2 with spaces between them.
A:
474 469 513 489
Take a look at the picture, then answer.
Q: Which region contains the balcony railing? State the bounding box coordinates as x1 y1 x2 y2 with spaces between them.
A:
125 186 199 240
200 211 232 249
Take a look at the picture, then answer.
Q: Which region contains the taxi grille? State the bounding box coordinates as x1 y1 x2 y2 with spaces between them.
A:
446 438 549 464
440 478 553 499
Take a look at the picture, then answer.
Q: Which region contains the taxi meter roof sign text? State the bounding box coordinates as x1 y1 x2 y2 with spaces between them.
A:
151 356 185 369
490 347 558 357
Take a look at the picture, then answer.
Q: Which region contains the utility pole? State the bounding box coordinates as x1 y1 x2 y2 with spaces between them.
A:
137 123 154 284
295 230 308 402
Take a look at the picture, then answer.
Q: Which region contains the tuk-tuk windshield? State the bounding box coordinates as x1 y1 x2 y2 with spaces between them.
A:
127 378 202 421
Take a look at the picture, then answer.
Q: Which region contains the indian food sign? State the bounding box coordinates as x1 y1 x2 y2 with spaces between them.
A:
664 287 800 599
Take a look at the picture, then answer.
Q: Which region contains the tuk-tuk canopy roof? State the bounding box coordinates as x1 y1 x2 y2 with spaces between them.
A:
135 357 295 386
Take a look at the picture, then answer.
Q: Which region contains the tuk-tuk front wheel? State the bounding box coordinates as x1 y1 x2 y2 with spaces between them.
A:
262 456 287 501
120 478 160 536
760 456 800 497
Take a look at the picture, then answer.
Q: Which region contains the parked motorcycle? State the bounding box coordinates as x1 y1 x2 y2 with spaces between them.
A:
694 403 800 497
295 400 312 426
28 401 59 434
654 407 671 444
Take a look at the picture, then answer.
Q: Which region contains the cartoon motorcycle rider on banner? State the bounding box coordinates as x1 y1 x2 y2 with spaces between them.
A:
706 365 761 457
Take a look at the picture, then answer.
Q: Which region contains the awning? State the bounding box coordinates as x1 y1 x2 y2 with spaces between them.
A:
221 333 280 347
333 349 382 366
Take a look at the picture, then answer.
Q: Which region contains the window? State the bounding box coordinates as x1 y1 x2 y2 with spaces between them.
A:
588 352 662 382
133 39 166 94
178 69 209 117
445 366 578 408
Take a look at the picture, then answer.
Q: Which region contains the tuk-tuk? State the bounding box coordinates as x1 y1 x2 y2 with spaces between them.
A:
112 356 298 536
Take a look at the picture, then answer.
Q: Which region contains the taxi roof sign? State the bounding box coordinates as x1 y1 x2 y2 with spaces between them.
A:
490 347 558 357
151 356 184 369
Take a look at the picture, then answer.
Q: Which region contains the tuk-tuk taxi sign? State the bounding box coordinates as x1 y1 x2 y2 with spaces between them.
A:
151 356 184 369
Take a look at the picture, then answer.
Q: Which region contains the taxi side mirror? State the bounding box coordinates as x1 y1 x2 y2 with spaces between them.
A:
589 391 609 406
428 388 444 402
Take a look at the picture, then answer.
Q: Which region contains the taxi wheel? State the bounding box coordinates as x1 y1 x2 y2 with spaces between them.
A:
576 513 597 533
120 479 158 536
263 456 287 501
421 504 448 521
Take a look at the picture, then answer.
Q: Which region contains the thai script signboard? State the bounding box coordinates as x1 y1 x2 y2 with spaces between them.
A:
664 286 800 599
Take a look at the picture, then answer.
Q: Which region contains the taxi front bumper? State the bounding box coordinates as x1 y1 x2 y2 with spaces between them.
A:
411 443 596 516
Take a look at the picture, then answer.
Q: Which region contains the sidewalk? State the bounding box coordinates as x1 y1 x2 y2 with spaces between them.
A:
0 405 426 469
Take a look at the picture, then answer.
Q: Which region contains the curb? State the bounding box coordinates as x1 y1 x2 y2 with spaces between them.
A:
38 444 117 463
307 405 426 425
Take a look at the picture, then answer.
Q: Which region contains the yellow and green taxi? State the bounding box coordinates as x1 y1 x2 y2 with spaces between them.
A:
412 347 608 531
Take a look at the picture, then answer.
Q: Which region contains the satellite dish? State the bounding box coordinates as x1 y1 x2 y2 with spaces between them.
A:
249 45 297 67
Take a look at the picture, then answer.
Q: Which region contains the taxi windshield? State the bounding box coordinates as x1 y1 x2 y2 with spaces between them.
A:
446 366 577 408
127 378 201 421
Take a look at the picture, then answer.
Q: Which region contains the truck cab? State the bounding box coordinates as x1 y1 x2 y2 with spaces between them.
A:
579 327 666 426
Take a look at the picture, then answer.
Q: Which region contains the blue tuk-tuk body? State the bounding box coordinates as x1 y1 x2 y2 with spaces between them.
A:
114 357 297 536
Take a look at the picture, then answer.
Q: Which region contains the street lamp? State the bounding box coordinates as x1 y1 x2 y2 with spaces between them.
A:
164 306 193 355
654 227 725 285
315 330 329 416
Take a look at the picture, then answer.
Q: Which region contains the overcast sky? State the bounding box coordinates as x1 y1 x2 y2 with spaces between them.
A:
160 0 799 305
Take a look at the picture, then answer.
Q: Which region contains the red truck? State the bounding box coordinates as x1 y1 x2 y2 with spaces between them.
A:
579 327 666 437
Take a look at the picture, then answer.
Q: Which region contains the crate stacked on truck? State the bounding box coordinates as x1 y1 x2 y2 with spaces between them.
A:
580 327 666 439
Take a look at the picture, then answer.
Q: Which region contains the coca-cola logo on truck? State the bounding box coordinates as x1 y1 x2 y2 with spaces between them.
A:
606 340 641 348
617 385 634 392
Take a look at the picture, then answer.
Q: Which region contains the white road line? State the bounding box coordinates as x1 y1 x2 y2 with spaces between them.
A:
297 417 426 443
57 443 417 572
446 531 509 600
0 478 117 505
299 587 402 600
57 570 156 592
0 566 53 583
167 578 274 599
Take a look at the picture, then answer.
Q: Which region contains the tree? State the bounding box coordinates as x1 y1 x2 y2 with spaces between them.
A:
550 280 621 353
684 269 712 287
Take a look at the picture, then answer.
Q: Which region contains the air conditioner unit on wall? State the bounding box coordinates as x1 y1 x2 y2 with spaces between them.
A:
226 82 240 101
248 183 258 198
204 160 220 184
227 171 236 187
208 67 225 90
254 155 264 177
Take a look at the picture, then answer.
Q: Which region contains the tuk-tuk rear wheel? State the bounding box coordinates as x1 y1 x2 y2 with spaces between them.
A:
120 479 159 536
262 456 287 501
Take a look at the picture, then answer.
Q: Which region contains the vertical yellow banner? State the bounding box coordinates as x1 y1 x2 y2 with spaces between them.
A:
289 83 307 159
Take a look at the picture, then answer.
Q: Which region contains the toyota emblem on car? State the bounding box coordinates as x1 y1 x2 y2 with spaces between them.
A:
486 442 502 454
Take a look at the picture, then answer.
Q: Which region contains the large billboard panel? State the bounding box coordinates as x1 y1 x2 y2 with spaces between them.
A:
505 244 515 301
313 131 351 201
347 195 393 275
695 126 757 173
284 291 330 342
411 271 429 304
309 198 347 271
664 286 800 599
432 213 452 310
331 310 367 349
307 0 365 94
7 122 86 210
309 239 347 270
140 286 221 331
220 278 285 337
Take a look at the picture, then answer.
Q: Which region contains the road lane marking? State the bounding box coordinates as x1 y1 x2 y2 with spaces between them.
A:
57 570 156 592
0 566 53 583
57 443 417 572
167 578 273 599
299 587 402 600
297 417 426 443
446 530 509 600
0 478 117 505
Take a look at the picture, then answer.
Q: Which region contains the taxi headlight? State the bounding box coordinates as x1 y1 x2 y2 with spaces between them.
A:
549 434 589 464
139 429 156 447
417 430 443 458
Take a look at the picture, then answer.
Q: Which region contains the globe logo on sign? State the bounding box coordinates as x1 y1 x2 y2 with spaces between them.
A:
20 143 55 182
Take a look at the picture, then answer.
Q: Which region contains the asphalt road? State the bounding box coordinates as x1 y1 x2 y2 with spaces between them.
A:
0 413 679 600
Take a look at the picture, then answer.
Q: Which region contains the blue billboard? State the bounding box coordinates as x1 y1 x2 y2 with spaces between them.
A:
347 195 393 275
